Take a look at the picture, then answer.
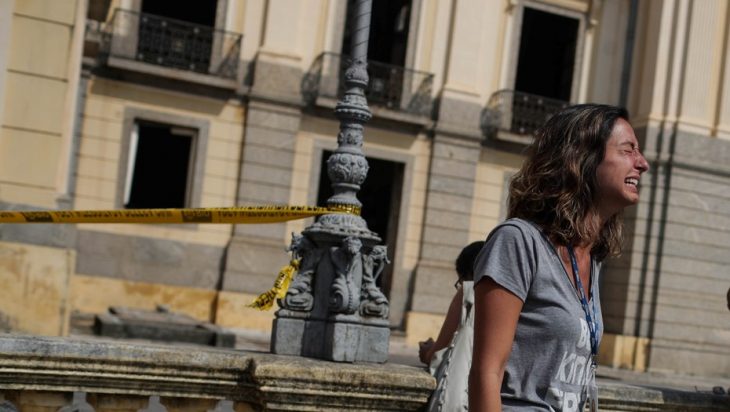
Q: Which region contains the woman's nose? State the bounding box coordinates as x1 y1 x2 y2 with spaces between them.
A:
636 151 649 173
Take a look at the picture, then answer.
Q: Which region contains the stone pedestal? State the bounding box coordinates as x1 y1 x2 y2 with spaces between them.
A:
326 318 389 362
272 315 389 363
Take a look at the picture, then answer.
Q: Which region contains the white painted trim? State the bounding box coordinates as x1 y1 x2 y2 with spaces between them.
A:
123 123 139 206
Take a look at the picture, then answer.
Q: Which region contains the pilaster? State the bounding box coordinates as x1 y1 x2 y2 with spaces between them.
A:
411 133 481 317
221 99 302 295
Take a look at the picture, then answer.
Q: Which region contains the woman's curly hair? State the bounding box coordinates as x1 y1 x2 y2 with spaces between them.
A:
508 104 629 261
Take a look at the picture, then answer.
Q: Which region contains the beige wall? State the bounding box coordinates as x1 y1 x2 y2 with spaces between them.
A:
0 0 15 127
76 78 243 246
0 241 74 336
70 274 217 322
0 0 83 338
0 0 81 208
470 149 523 242
626 0 730 135
587 0 629 105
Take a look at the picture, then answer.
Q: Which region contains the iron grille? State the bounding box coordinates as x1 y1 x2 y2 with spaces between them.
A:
302 52 435 118
482 90 570 139
100 9 241 80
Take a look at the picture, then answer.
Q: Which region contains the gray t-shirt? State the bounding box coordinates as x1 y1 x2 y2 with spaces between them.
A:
473 218 603 411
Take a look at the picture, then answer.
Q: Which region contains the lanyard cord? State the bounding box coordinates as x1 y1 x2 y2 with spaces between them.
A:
567 245 599 366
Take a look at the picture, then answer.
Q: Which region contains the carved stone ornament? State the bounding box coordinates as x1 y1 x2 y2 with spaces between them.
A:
360 245 390 318
343 60 369 86
335 106 372 123
305 214 380 242
329 236 363 314
327 152 369 186
281 233 322 312
337 125 365 147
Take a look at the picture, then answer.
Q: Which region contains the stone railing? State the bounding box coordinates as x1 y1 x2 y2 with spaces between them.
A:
0 334 728 411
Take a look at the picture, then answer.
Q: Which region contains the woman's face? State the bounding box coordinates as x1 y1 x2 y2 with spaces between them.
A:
595 118 650 216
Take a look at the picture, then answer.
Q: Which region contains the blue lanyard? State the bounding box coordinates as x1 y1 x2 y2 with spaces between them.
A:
567 245 599 365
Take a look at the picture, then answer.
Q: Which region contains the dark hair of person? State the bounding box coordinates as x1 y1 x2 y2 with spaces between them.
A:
508 104 629 260
455 241 485 281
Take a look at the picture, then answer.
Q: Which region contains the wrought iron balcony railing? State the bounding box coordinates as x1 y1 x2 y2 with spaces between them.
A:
481 89 570 142
100 9 242 80
302 52 435 118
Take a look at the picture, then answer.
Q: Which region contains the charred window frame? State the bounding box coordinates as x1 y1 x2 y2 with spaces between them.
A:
118 108 209 210
505 1 586 103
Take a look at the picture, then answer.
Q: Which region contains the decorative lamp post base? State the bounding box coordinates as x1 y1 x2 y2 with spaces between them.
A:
270 223 390 363
271 314 389 363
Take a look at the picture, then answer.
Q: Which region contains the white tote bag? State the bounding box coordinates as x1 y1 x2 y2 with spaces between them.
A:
426 280 475 412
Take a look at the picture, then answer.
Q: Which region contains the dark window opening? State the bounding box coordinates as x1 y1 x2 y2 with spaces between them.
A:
125 122 195 209
137 0 218 73
341 0 411 67
141 0 217 27
514 7 579 101
317 151 404 300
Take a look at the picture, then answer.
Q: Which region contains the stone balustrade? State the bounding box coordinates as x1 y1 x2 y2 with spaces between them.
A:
0 335 433 411
0 334 728 411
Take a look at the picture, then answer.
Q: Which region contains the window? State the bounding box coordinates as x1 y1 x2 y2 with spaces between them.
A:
141 0 217 27
514 7 580 101
123 121 196 209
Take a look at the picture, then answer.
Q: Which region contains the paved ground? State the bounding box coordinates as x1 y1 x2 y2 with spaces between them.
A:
231 328 730 396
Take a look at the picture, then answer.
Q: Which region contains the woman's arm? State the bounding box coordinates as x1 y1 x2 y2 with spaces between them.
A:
419 286 463 364
469 277 523 412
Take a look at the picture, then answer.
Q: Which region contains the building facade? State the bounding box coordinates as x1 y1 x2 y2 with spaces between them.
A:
0 0 729 377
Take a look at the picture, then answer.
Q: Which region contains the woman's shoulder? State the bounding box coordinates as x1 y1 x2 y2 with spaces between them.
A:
488 218 543 241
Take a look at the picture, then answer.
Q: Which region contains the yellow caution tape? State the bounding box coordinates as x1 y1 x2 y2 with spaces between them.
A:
0 205 360 224
0 205 358 312
249 259 300 310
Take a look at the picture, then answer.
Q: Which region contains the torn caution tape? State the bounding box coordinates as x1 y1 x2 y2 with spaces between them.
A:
0 205 360 224
248 259 301 310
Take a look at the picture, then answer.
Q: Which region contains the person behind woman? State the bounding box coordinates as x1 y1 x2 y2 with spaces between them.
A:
419 241 485 365
469 104 649 411
419 240 485 411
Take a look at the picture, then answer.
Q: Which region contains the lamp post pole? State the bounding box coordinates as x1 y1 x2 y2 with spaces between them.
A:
271 0 390 363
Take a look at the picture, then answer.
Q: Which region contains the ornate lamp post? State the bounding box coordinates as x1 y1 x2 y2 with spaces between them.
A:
270 0 390 363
